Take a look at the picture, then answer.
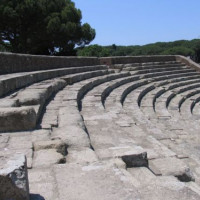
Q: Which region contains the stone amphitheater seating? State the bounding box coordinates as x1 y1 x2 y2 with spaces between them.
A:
1 53 200 200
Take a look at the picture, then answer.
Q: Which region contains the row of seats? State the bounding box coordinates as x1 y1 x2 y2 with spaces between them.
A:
1 55 200 200
0 65 110 132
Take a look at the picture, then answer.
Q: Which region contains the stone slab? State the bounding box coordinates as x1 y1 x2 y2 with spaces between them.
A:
137 176 200 200
0 107 37 132
31 129 50 141
58 107 85 128
28 167 58 200
0 99 19 107
29 182 58 200
8 135 33 150
34 139 67 155
66 147 98 164
51 126 90 149
17 88 48 106
0 134 9 148
96 145 148 167
127 167 156 188
54 162 140 200
32 149 65 168
149 157 195 182
0 148 33 169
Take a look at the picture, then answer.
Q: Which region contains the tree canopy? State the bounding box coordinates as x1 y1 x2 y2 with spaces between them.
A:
77 45 110 57
0 0 96 55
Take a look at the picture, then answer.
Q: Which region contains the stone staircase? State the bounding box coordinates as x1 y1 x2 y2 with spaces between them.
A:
1 53 200 200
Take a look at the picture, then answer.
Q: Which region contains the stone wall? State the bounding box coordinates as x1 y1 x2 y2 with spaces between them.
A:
0 53 100 74
100 55 200 72
175 55 200 72
99 55 177 65
1 53 200 75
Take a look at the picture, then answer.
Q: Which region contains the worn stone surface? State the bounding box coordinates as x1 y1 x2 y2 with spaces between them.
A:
41 114 58 127
0 134 9 148
149 157 195 181
0 148 33 169
34 139 67 155
135 176 200 200
31 129 50 141
33 149 65 168
17 89 48 106
58 107 85 128
28 167 58 200
96 145 147 166
66 147 98 164
54 162 140 200
51 126 90 149
0 99 19 107
127 167 156 187
8 135 33 150
0 154 29 200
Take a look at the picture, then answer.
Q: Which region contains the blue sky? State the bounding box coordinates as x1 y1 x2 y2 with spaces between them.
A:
74 0 200 46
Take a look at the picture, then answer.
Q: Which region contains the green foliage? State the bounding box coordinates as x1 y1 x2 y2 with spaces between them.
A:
77 45 110 57
0 44 7 52
0 0 95 55
161 47 194 56
192 40 200 62
77 39 200 61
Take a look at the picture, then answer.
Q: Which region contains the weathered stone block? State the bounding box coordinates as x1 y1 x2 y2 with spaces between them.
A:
149 157 195 182
33 149 65 168
96 145 148 167
54 162 141 200
0 107 37 132
58 107 85 129
66 147 98 164
34 139 67 155
51 126 90 149
17 89 48 106
0 99 19 107
0 154 29 200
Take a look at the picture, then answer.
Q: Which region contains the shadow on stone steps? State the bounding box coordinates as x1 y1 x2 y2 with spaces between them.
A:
30 194 45 200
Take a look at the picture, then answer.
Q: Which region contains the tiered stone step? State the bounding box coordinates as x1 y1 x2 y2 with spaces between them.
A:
81 76 176 160
112 63 198 187
137 75 200 120
114 61 184 71
38 71 132 165
2 55 200 200
39 69 113 129
0 65 108 97
28 159 200 200
101 70 200 108
191 95 200 115
122 87 200 186
98 61 198 183
79 61 199 186
0 65 110 132
101 63 197 141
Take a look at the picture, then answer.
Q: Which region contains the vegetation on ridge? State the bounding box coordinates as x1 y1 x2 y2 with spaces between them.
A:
77 39 200 62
